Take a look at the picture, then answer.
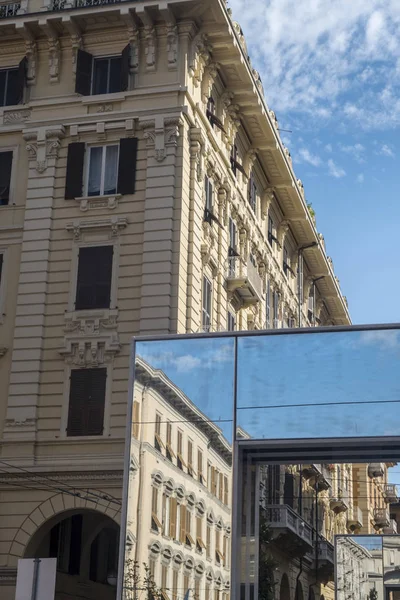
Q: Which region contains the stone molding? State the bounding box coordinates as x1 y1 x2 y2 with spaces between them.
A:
76 194 121 212
0 347 8 358
23 125 65 173
65 216 128 240
140 116 181 162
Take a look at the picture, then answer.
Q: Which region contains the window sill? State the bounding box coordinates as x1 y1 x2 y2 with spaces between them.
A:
81 93 126 105
75 194 122 211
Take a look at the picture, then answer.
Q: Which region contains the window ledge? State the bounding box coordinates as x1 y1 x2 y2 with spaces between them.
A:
81 93 126 105
76 194 122 212
65 307 118 322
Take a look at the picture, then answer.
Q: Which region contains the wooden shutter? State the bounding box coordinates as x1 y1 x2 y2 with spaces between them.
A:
68 515 83 575
120 43 130 92
0 151 13 205
117 137 138 195
179 504 186 543
65 142 85 199
75 49 93 96
75 245 113 310
223 476 228 505
67 368 106 436
15 57 27 105
169 497 177 539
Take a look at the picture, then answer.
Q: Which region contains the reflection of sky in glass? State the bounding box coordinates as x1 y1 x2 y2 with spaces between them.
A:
348 536 383 551
237 329 400 439
135 337 235 443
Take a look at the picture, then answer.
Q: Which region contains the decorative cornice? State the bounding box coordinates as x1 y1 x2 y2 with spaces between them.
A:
65 216 128 240
141 116 182 162
23 125 65 173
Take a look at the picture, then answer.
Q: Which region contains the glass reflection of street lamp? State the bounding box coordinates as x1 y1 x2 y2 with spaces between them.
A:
297 241 318 327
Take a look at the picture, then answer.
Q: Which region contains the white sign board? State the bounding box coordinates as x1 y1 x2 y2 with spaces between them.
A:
15 558 56 600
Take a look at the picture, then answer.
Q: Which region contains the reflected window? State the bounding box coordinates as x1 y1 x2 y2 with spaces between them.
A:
198 449 205 485
177 429 185 471
202 276 212 332
154 413 163 453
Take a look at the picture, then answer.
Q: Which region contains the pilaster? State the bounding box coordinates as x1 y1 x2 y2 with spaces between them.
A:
4 125 64 446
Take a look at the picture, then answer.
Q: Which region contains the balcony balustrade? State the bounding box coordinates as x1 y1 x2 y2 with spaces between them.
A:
383 519 398 534
373 507 390 529
384 484 398 504
226 256 263 306
329 488 349 513
347 505 363 531
263 504 313 557
369 463 385 478
0 1 20 17
302 464 332 491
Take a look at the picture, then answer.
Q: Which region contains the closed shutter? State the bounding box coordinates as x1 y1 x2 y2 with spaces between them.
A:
67 368 106 436
0 151 12 205
75 245 113 310
169 497 177 539
75 49 93 96
179 504 186 543
65 142 85 199
69 515 83 575
117 137 138 195
15 57 27 105
284 473 295 508
120 44 131 92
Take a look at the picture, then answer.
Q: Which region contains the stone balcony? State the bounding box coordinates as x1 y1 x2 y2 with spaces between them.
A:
383 484 398 504
226 256 263 306
347 505 363 531
302 464 332 491
383 519 398 534
329 488 349 513
0 0 23 17
368 463 385 478
263 504 313 557
0 0 122 15
373 507 390 529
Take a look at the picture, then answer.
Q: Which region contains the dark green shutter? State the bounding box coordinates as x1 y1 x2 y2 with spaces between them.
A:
75 246 113 310
67 368 107 436
65 142 85 199
117 137 138 195
0 151 12 205
75 49 93 96
120 43 130 92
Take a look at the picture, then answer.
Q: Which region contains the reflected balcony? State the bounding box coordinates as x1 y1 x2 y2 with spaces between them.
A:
383 519 398 534
226 256 263 306
347 505 363 531
263 504 313 557
368 463 385 478
311 539 335 583
0 1 21 17
373 507 390 529
384 484 398 503
329 489 349 513
302 464 331 491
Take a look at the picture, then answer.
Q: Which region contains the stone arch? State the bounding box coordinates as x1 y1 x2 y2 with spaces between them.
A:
280 573 291 600
295 580 304 600
8 491 120 565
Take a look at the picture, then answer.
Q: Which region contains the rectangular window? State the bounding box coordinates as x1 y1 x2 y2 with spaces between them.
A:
161 564 168 599
283 246 292 277
218 472 223 501
0 151 13 206
206 524 211 559
202 276 212 332
184 575 190 598
196 516 206 552
186 509 194 547
248 172 257 212
205 175 213 212
154 413 164 453
195 579 200 600
169 497 177 539
273 290 280 329
92 56 122 95
230 144 246 177
172 570 179 600
179 504 186 543
0 65 24 107
188 440 195 477
223 476 229 505
177 430 186 470
75 245 113 311
227 312 236 332
268 215 274 246
198 449 205 485
86 145 119 197
67 368 107 436
151 486 162 532
166 421 175 462
132 401 140 439
265 281 271 329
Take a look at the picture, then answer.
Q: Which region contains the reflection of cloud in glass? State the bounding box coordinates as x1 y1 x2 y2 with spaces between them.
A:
357 330 400 350
135 337 235 442
349 536 383 551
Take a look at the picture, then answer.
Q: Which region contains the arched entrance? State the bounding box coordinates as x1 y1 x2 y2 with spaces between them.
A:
24 508 119 600
280 573 291 600
295 581 304 600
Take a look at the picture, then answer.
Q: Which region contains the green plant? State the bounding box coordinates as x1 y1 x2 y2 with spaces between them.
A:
124 560 164 600
307 203 316 220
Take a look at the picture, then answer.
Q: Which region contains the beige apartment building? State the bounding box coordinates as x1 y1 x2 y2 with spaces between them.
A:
0 0 351 597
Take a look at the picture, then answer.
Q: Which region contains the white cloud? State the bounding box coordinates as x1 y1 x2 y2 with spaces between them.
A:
379 144 395 157
227 0 400 130
325 143 333 152
328 158 346 178
356 173 364 183
339 142 366 163
298 147 322 167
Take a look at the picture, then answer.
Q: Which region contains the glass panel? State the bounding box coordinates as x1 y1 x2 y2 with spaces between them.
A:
383 536 400 595
108 56 122 93
92 58 109 95
104 145 118 195
87 147 102 196
123 337 235 599
237 329 400 439
0 71 7 107
5 69 18 106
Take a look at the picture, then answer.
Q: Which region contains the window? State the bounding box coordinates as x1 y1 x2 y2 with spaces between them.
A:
215 529 223 564
177 430 186 470
64 138 138 200
188 440 195 477
196 516 206 552
273 290 280 329
268 215 276 247
75 46 130 96
265 281 271 329
185 509 195 547
161 565 169 599
202 276 212 332
172 570 179 600
206 524 211 559
0 151 12 206
230 144 245 177
227 312 235 332
169 497 178 539
67 368 107 436
166 421 175 462
195 579 201 600
87 145 119 196
198 449 205 485
75 245 113 311
0 60 26 107
223 476 229 505
151 486 162 532
132 401 140 439
218 472 223 502
155 413 164 453
228 217 238 276
0 254 3 290
248 172 257 213
203 175 214 226
283 246 289 277
206 96 225 132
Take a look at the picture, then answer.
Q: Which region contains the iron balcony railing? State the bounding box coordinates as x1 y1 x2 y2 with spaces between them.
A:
0 1 20 17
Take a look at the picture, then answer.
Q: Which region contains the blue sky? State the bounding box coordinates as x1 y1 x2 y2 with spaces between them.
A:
227 0 400 325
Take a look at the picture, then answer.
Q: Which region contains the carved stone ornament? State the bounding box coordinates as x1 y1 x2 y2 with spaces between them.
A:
23 126 65 174
65 216 128 240
3 110 31 124
189 32 212 87
0 347 8 357
97 104 113 113
142 117 181 162
166 24 178 69
277 219 289 247
244 148 257 176
71 34 83 79
4 417 36 429
78 194 120 212
128 25 140 72
25 40 37 86
60 339 121 366
201 61 219 103
48 37 60 83
61 310 120 366
261 187 274 219
144 26 157 71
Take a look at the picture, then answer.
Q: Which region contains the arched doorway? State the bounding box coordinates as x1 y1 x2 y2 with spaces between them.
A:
280 573 291 600
295 581 304 600
24 508 119 600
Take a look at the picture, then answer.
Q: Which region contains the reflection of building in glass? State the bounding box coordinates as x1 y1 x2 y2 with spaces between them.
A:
336 537 384 600
126 358 231 600
352 464 398 534
383 537 400 595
